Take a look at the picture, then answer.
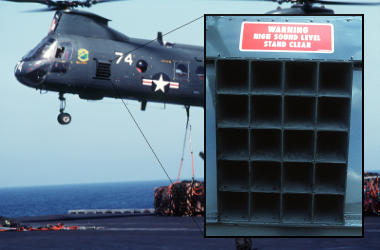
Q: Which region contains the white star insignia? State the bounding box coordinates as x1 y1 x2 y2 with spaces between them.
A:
152 74 170 93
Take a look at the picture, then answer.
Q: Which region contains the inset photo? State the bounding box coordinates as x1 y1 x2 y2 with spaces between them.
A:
205 15 363 237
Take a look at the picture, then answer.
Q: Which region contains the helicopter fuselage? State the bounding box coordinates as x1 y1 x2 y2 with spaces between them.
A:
14 10 204 111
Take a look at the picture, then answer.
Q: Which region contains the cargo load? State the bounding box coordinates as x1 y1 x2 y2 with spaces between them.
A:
154 180 204 216
0 216 79 232
364 172 380 215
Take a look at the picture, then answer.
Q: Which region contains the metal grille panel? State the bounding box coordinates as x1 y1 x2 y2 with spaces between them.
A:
215 59 352 225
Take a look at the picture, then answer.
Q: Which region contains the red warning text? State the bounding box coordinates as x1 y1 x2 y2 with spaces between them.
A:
239 22 334 53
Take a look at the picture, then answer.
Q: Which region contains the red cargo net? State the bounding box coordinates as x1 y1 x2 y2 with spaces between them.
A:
0 222 79 232
364 172 380 215
154 180 204 216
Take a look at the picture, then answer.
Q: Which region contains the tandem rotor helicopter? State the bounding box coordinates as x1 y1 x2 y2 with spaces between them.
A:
6 0 379 125
5 0 204 125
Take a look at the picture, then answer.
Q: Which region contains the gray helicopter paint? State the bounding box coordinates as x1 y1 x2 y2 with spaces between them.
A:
206 15 362 61
15 10 204 109
55 10 128 43
205 15 362 236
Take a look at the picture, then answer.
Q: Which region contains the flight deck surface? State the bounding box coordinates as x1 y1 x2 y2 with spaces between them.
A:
0 215 378 249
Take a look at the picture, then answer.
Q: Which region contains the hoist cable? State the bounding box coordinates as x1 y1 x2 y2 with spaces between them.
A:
107 15 203 184
189 124 195 180
107 16 203 235
109 83 173 184
176 106 191 182
111 15 204 62
176 113 189 182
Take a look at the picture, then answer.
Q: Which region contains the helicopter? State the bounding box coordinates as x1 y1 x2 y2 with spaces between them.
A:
6 0 204 125
261 0 380 14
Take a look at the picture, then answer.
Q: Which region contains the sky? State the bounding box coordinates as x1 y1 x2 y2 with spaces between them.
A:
0 0 378 188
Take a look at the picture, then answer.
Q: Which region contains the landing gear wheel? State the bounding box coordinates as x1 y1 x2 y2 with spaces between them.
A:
57 92 71 125
58 113 71 125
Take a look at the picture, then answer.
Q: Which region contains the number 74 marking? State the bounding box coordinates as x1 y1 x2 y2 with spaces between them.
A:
114 52 133 66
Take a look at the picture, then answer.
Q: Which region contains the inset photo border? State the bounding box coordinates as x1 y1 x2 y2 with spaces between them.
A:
204 14 363 237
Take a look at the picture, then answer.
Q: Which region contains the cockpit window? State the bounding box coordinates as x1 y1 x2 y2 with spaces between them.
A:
23 38 57 61
55 47 65 58
55 42 72 60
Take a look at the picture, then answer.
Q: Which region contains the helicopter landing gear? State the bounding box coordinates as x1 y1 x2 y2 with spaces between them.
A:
57 92 71 125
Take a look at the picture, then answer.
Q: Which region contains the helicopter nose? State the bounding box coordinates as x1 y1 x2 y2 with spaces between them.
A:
14 60 48 87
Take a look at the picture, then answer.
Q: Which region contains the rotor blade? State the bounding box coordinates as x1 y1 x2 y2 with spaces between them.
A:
207 0 277 1
315 0 380 5
3 0 56 5
23 6 58 12
92 0 126 4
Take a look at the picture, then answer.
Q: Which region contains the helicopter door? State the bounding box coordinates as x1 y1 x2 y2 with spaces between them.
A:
173 61 190 82
51 42 73 73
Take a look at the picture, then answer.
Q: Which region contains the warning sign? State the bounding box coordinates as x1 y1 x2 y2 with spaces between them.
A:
239 22 334 53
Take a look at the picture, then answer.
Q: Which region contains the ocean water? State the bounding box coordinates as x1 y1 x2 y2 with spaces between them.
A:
0 180 170 218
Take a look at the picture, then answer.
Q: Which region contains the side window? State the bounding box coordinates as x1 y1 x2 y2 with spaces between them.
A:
174 62 189 80
136 59 148 73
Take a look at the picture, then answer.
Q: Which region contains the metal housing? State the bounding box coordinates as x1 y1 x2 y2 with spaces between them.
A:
206 16 362 236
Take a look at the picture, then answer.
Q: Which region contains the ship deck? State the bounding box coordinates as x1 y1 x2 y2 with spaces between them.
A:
0 215 379 249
